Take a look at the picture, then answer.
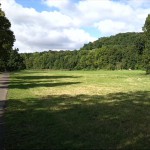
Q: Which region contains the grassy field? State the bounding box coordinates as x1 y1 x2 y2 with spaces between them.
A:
5 70 150 149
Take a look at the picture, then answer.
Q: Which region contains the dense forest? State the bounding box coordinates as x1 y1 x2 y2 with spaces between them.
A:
22 32 146 71
0 4 150 74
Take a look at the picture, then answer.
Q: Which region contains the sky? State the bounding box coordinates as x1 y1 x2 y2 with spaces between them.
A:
0 0 150 53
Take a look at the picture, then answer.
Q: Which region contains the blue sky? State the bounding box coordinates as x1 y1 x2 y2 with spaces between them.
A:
1 0 150 53
16 0 80 12
15 0 52 12
15 0 150 11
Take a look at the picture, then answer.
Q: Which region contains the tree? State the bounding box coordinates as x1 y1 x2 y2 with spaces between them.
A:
0 4 15 71
7 48 25 71
143 14 150 74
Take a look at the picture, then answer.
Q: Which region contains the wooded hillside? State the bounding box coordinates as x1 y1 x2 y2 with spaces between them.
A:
22 32 146 70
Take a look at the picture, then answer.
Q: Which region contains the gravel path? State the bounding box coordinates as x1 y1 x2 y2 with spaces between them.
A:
0 73 9 150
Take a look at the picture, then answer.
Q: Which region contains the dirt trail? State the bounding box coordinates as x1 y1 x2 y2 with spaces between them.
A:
0 73 9 150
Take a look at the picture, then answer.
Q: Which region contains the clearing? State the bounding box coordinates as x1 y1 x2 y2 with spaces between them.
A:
5 70 150 149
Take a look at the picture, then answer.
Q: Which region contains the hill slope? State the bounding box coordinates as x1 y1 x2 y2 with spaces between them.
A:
80 32 145 51
22 32 146 70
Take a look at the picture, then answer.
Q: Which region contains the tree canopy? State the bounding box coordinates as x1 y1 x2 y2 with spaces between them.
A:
22 32 145 71
143 14 150 74
0 5 15 70
0 4 24 71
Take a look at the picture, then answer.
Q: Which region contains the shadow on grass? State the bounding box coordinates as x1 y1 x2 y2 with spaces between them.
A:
0 100 7 150
15 75 81 80
9 81 81 89
9 75 82 89
5 91 150 149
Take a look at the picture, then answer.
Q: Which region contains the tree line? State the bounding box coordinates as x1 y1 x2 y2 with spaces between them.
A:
21 33 145 71
0 5 150 74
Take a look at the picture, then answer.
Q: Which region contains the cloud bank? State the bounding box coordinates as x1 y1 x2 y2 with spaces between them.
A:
1 0 150 53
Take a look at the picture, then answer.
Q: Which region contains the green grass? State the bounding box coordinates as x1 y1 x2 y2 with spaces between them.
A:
5 70 150 149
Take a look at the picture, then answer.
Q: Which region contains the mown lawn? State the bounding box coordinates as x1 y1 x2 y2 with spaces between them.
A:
5 70 150 149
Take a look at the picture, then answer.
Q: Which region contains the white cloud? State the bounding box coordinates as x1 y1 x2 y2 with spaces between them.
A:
43 0 150 36
0 0 95 53
0 0 150 53
94 20 135 36
73 0 149 35
126 0 150 8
